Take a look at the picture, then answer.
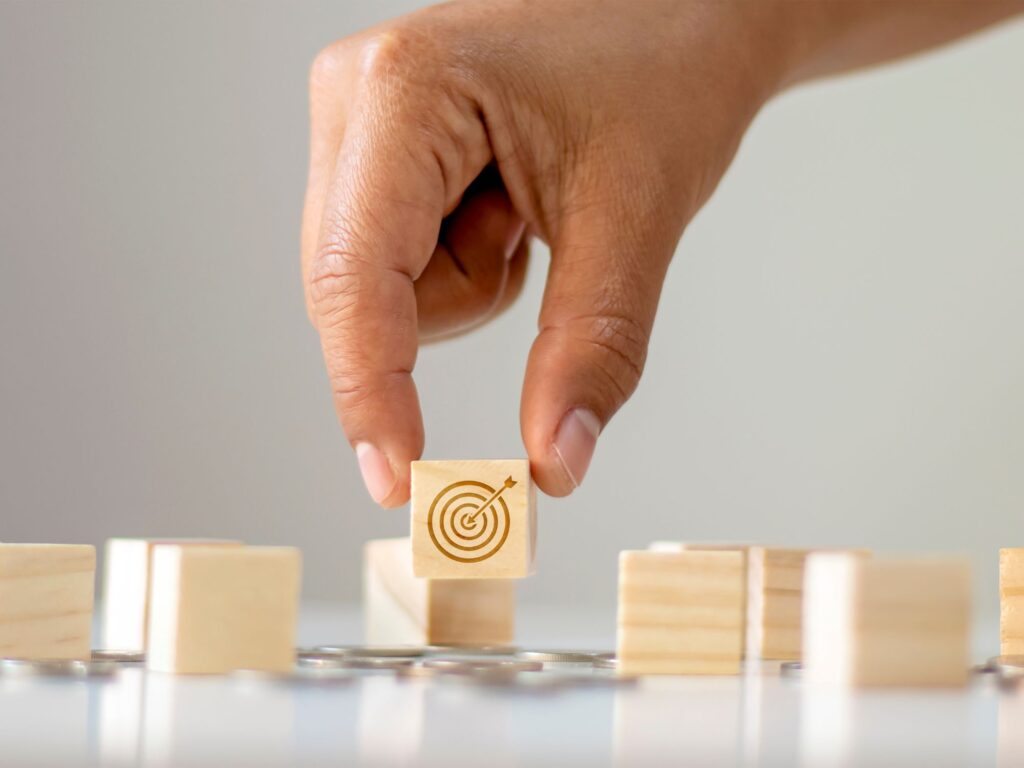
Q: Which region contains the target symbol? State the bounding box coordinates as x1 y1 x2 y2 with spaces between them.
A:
427 475 516 563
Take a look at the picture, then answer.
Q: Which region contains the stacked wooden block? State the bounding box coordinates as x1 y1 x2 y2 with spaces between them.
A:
1000 548 1024 654
103 538 301 674
803 553 970 686
365 459 534 645
746 547 816 661
616 549 745 675
0 544 96 660
364 538 514 645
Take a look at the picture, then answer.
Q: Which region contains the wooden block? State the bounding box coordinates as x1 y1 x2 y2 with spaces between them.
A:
365 538 514 646
804 553 970 687
649 541 751 656
411 459 536 579
147 545 301 674
1000 548 1024 655
746 547 813 660
102 538 242 651
0 543 96 660
617 549 744 675
746 547 868 660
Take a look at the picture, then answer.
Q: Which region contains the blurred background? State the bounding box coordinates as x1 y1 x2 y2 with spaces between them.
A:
1 2 1021 623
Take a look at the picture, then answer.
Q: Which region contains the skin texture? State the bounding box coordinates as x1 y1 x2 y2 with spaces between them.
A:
301 0 1023 507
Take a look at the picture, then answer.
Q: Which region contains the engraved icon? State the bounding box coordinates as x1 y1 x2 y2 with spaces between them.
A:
427 476 516 563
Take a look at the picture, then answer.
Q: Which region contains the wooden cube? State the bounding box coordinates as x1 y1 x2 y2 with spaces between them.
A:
147 545 301 674
411 459 535 579
746 547 814 660
365 538 514 646
1000 548 1024 654
0 543 96 660
617 549 745 675
102 538 242 651
649 542 751 657
804 553 970 687
746 547 868 660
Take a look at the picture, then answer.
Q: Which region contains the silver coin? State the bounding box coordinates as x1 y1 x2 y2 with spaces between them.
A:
780 661 803 678
91 649 145 664
0 658 118 679
395 665 445 680
425 644 518 657
422 658 543 673
592 655 618 670
308 645 426 659
298 654 413 671
518 650 601 664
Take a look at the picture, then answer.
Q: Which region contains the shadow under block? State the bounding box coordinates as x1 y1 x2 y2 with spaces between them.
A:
146 546 301 674
804 553 970 687
0 544 96 660
1001 549 1024 655
617 550 744 675
365 538 515 645
102 538 243 651
411 459 536 579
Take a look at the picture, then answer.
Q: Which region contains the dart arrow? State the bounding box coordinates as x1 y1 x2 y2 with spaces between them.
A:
465 476 517 524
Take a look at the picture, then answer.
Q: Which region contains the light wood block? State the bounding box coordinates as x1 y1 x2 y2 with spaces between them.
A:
0 543 96 660
102 538 242 651
804 553 970 687
746 547 813 660
617 549 744 675
365 537 514 646
1000 548 1024 655
746 547 868 660
147 545 301 674
649 541 751 657
411 459 535 579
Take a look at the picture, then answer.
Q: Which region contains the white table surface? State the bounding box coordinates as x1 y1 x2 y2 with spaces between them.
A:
0 603 1015 767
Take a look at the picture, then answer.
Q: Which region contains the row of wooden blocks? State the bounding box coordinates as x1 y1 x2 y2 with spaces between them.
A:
0 541 300 674
617 543 977 685
4 536 1024 684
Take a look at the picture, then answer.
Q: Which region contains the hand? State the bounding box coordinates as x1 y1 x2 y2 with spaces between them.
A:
300 0 1021 506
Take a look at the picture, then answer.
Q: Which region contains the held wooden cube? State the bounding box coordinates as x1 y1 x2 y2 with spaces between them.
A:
0 544 96 660
617 549 745 675
1000 548 1024 655
147 545 301 675
649 542 752 657
102 538 242 651
365 538 515 645
804 553 970 687
411 460 536 579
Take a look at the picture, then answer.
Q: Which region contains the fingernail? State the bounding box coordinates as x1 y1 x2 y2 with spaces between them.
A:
355 442 396 504
551 408 601 488
504 220 527 260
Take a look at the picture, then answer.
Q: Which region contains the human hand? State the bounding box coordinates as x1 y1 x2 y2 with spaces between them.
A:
300 0 1021 506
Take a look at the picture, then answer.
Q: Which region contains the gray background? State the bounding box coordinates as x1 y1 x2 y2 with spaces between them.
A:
1 2 1022 622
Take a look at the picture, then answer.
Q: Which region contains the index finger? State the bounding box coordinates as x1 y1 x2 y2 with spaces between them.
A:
307 40 491 506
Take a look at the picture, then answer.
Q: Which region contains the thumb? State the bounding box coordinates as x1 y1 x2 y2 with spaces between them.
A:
521 182 679 496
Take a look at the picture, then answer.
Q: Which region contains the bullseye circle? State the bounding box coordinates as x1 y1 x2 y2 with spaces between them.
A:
428 480 511 563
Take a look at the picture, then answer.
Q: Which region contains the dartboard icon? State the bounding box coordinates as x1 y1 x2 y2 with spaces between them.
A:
427 476 516 563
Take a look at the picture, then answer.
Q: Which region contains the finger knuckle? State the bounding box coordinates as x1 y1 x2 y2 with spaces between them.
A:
307 244 363 320
309 43 346 93
570 312 650 404
358 26 439 85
